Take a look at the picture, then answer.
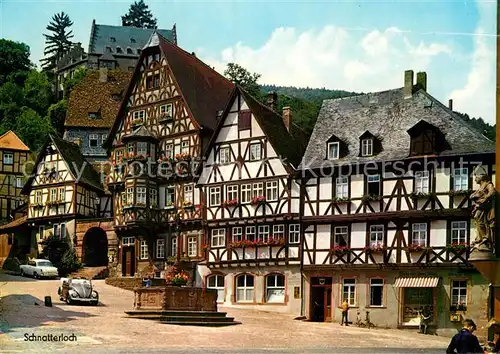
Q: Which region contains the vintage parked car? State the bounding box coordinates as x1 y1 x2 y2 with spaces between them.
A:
19 259 58 279
58 278 99 305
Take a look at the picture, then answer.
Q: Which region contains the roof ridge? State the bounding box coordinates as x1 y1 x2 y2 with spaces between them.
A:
323 87 401 103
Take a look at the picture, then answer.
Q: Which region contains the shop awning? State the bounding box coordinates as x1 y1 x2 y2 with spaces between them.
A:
394 277 440 288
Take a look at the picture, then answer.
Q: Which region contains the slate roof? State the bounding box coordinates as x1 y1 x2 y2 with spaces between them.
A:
300 87 496 170
88 22 175 55
21 135 103 195
123 125 158 141
105 32 234 148
65 70 132 128
0 131 30 151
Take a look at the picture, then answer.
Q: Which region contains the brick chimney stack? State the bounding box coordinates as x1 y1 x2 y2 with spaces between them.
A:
449 99 453 111
403 70 414 99
267 92 277 112
416 72 427 91
99 67 108 83
282 107 292 131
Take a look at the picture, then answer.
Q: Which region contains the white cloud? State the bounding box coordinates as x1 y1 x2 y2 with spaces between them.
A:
448 2 495 124
202 14 494 124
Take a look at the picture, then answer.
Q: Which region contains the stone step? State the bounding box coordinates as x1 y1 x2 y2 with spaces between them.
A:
159 320 241 327
134 315 236 322
70 266 108 280
125 310 228 317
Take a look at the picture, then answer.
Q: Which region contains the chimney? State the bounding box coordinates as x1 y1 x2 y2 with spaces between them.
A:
403 70 414 99
448 99 453 111
416 72 427 91
99 67 108 83
282 107 292 131
267 92 277 111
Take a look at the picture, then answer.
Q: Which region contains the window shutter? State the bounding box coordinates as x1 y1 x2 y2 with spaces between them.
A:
238 110 251 130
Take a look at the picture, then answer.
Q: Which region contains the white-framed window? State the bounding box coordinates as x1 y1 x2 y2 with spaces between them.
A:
266 274 285 303
181 141 189 154
327 142 339 160
227 185 238 201
53 224 59 238
453 168 469 191
451 280 468 307
289 224 300 244
252 182 263 197
35 191 42 204
369 278 384 307
342 278 356 306
50 188 57 202
160 103 173 117
140 240 148 259
101 134 107 145
149 188 158 207
58 187 65 201
414 171 430 193
3 152 13 165
165 187 175 206
38 226 44 238
165 143 174 159
209 187 221 206
367 174 381 195
132 110 145 122
126 187 134 205
184 184 193 204
246 226 256 242
211 228 225 247
273 225 285 239
232 227 243 242
115 150 124 163
369 225 384 247
137 142 148 156
241 184 251 203
336 176 348 198
156 239 165 259
258 225 270 242
236 274 254 302
16 177 23 188
137 187 146 204
127 143 134 155
207 275 225 302
52 223 66 239
266 181 278 201
361 138 373 156
218 146 231 164
89 134 99 147
451 221 467 244
171 237 177 256
122 237 135 246
334 226 348 247
249 143 261 161
188 236 197 257
411 223 427 246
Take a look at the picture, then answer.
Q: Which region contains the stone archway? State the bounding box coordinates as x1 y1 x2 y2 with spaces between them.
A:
82 227 108 267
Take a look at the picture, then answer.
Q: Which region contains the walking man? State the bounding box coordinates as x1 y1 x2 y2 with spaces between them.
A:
446 319 485 353
341 299 349 326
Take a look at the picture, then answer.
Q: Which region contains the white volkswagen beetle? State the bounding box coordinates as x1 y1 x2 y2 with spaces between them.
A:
19 259 58 279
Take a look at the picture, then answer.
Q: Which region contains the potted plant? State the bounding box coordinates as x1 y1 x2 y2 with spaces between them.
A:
182 200 194 209
251 196 266 205
166 271 190 286
331 245 350 256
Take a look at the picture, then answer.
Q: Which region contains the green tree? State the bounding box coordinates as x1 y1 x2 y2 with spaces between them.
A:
63 67 87 98
0 39 32 86
47 99 67 135
40 233 80 276
23 70 53 115
121 0 157 29
0 82 24 130
14 107 55 151
40 12 74 72
224 63 262 97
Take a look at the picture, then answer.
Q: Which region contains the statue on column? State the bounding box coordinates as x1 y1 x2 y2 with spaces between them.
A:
469 165 497 258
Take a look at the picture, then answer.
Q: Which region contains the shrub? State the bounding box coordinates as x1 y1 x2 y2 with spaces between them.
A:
40 234 81 276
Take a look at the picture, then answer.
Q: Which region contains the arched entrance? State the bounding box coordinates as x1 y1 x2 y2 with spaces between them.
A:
82 227 108 266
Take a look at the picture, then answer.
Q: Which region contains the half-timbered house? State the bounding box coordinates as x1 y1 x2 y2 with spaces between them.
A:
21 135 115 266
197 86 307 313
299 70 495 334
103 32 233 278
0 131 32 222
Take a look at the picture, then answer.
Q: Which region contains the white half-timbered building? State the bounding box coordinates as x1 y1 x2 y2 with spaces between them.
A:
198 86 307 313
103 32 233 278
298 70 495 335
21 135 113 265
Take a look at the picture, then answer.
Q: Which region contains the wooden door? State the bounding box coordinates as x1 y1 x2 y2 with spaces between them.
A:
494 287 500 320
324 288 332 322
122 247 135 276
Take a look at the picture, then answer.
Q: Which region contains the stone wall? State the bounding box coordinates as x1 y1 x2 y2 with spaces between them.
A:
105 277 142 291
75 219 118 269
133 286 218 311
64 128 109 161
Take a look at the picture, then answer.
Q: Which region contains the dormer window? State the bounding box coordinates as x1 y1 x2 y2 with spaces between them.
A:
116 47 123 54
130 38 136 43
361 138 373 156
127 47 133 54
105 46 112 53
110 37 116 42
137 49 142 55
407 120 449 156
111 94 121 101
88 112 99 120
327 142 339 160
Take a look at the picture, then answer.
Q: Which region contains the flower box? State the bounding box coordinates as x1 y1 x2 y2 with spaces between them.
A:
164 203 175 210
32 203 44 208
445 243 469 252
131 118 143 126
166 271 190 286
201 244 209 252
45 200 64 207
265 237 286 246
124 154 149 162
159 112 173 122
182 201 194 209
410 192 432 199
408 244 427 252
448 189 472 197
175 153 191 162
251 196 266 205
222 199 239 207
135 202 146 207
331 246 350 256
332 197 350 204
364 244 386 254
361 194 382 202
450 304 467 312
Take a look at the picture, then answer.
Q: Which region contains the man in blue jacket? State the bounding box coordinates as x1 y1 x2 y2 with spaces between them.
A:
446 319 485 354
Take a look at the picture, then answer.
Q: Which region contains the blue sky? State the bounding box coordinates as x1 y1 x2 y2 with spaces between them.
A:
0 0 496 124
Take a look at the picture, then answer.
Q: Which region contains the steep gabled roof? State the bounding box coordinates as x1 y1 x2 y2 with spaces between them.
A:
65 70 132 128
0 131 30 151
300 87 495 170
105 32 234 148
203 85 305 168
22 135 103 195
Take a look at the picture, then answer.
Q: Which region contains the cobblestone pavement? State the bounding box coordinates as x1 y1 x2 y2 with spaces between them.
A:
0 273 450 353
